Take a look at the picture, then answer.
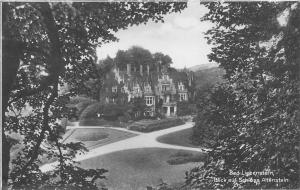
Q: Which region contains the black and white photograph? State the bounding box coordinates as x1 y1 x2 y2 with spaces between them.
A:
1 0 299 189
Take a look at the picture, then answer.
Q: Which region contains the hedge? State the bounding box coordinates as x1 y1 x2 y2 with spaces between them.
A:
128 118 184 132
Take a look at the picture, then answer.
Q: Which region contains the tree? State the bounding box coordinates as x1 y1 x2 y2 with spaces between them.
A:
191 83 231 148
128 46 154 67
114 46 153 70
114 50 132 70
177 101 196 116
129 97 148 120
114 46 173 72
2 2 187 189
80 56 115 100
187 2 299 189
153 52 173 68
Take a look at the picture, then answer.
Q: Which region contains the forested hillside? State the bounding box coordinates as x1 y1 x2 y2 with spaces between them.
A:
193 66 225 89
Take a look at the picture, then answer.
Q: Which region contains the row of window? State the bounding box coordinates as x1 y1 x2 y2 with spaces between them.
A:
106 94 187 105
111 86 151 93
161 85 185 92
111 85 185 93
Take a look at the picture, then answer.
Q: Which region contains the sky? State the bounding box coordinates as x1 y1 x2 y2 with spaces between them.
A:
96 1 214 69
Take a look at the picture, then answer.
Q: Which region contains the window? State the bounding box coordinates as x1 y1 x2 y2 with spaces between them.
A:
164 95 170 103
179 84 185 91
170 107 174 114
179 93 187 101
133 86 140 93
145 86 151 92
162 85 170 92
163 75 168 80
163 107 168 113
145 96 154 106
112 86 117 93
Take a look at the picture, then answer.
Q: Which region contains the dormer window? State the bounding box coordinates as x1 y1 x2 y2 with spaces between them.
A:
145 85 151 92
178 83 185 91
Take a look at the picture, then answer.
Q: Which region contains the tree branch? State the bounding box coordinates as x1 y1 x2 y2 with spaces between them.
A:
18 80 58 176
8 2 65 105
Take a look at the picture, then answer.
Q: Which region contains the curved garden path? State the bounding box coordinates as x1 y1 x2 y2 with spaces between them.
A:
40 121 210 172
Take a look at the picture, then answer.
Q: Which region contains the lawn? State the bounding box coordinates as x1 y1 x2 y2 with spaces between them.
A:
78 148 205 190
62 128 137 149
156 128 200 148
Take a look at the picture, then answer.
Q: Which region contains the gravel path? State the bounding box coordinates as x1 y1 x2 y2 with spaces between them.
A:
40 121 210 172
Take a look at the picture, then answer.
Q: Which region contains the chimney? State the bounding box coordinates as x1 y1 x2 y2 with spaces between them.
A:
140 65 143 76
127 64 131 75
147 65 150 75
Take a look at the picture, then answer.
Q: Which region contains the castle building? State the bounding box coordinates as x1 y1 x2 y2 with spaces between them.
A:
99 62 194 117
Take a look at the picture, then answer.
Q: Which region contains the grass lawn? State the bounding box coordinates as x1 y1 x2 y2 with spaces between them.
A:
78 148 204 190
157 128 200 148
62 128 137 149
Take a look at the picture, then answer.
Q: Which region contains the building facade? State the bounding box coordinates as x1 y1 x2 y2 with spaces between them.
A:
99 62 194 117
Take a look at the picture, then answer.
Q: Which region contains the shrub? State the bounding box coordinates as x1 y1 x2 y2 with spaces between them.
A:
128 118 184 132
69 96 95 105
79 103 103 119
177 101 196 116
79 102 133 122
76 101 95 117
101 104 129 121
79 118 125 127
60 118 68 128
118 115 130 123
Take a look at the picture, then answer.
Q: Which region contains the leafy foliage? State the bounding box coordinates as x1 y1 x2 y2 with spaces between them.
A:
129 97 149 120
2 2 187 189
153 52 173 68
80 102 130 121
177 101 196 116
128 118 184 133
187 2 300 189
191 84 225 148
114 46 173 71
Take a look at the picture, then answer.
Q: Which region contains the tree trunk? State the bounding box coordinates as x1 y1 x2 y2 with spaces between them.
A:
2 3 24 188
2 134 10 190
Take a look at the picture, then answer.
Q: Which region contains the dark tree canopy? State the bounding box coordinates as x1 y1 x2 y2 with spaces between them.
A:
153 52 173 68
187 2 299 189
128 46 153 66
114 46 173 70
2 2 187 189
